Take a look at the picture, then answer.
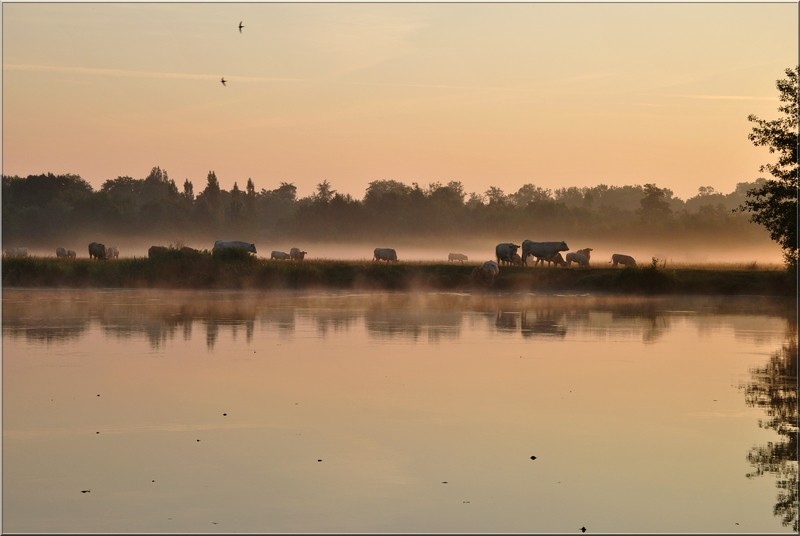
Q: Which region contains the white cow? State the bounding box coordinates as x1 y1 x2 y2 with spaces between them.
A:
373 248 398 262
56 247 69 258
289 247 307 261
213 240 257 254
4 247 29 258
566 252 589 267
66 249 76 259
106 246 119 259
448 253 468 263
521 240 569 267
271 250 291 260
611 253 637 268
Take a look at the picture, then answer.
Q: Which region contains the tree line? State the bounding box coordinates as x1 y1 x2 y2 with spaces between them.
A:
1 169 769 247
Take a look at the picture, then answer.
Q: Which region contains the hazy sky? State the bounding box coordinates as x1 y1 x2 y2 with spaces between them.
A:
2 1 797 200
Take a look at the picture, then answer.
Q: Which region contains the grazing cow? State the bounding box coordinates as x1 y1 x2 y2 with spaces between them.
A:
448 253 468 263
471 260 500 286
106 246 119 259
511 253 523 266
212 240 257 254
66 249 76 259
56 247 68 258
521 240 569 267
88 242 107 260
148 245 170 258
4 247 29 258
495 243 520 266
271 250 291 260
373 248 398 262
611 253 637 268
566 252 589 267
547 252 567 267
289 247 307 261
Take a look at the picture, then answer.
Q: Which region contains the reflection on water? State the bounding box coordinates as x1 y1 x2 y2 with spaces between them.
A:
741 340 799 532
2 288 797 533
3 290 794 349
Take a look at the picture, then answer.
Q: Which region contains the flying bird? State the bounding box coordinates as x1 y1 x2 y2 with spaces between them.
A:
239 21 244 33
221 77 227 86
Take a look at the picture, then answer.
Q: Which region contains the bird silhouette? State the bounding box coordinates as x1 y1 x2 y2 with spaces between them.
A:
221 77 227 86
239 21 244 33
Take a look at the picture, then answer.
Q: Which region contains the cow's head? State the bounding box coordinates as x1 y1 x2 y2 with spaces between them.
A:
559 241 569 251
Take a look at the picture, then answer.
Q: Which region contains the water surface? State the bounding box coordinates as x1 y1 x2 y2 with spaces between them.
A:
3 289 796 533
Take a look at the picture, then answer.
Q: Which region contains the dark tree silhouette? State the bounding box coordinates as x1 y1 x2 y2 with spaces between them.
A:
739 66 798 267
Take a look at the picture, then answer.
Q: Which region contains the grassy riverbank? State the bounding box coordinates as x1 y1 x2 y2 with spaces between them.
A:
1 251 795 296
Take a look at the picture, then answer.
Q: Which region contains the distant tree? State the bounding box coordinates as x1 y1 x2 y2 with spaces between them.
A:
182 179 194 201
637 183 673 228
738 66 798 267
313 180 336 204
195 170 224 228
227 181 243 226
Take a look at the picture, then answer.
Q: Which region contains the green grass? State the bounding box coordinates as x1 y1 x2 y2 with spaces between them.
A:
1 253 796 296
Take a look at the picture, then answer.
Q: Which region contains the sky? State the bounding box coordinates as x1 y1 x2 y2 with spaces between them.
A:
2 1 798 201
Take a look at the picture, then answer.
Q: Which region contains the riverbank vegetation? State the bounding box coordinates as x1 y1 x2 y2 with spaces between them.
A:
2 253 794 296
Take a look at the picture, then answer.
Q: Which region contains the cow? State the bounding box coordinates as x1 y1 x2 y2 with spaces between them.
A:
289 247 307 261
180 246 201 254
549 252 567 267
4 247 29 258
374 248 398 262
566 252 589 268
576 247 593 261
56 247 68 258
511 253 523 266
66 249 76 259
495 243 520 266
448 253 468 264
521 240 569 267
148 245 170 258
471 260 500 286
88 242 107 260
213 240 257 254
106 246 119 259
611 253 637 268
271 250 291 260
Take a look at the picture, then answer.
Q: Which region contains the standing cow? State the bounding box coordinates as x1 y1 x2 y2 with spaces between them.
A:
271 251 291 260
495 243 520 266
521 240 569 267
448 253 468 263
56 247 69 258
373 248 398 262
4 247 29 258
106 246 119 259
289 247 307 261
88 242 107 260
213 240 257 254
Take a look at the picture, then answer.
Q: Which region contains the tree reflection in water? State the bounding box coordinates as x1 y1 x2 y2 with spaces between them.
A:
741 339 798 532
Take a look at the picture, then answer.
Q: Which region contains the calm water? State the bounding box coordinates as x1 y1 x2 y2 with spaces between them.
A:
2 288 796 534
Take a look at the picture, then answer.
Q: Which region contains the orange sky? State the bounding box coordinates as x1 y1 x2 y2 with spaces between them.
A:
2 1 797 200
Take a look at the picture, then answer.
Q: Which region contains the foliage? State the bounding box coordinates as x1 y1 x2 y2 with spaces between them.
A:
1 170 773 247
739 66 799 267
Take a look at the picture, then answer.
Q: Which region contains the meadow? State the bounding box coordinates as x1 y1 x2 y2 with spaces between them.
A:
1 249 794 296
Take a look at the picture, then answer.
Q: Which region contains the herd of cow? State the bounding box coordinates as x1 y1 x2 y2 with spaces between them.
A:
464 241 638 285
4 239 639 280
